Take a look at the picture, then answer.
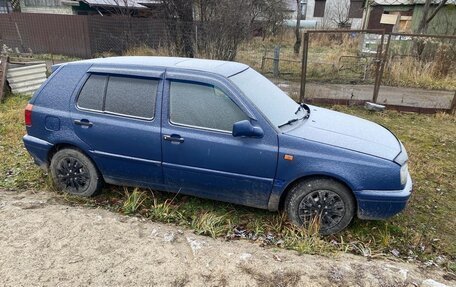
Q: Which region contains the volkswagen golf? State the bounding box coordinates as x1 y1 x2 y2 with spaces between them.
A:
23 56 412 234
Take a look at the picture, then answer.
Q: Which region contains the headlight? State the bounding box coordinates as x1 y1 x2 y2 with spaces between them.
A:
400 163 408 185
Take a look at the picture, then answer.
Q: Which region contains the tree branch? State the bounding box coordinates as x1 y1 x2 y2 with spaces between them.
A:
426 0 448 24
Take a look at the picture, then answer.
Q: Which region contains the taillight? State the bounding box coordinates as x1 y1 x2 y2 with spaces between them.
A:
25 104 33 126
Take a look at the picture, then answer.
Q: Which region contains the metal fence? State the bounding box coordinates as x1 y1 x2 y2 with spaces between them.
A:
299 30 456 113
0 13 253 60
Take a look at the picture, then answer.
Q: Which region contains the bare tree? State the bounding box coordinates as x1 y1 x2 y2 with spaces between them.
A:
293 0 302 54
326 0 350 28
101 0 136 52
416 0 449 34
248 0 288 39
162 0 194 58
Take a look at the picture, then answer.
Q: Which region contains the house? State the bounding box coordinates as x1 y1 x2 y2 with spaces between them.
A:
18 0 162 16
0 0 13 13
363 0 456 34
286 0 365 29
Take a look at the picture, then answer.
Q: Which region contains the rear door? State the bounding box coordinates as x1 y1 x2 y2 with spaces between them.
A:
161 72 279 208
70 68 164 187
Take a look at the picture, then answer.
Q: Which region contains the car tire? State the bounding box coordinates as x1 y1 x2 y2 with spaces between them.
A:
285 178 355 235
50 148 102 197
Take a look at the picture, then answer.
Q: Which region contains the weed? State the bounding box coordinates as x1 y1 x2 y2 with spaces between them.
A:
122 188 147 215
282 219 335 255
191 212 231 238
149 197 183 223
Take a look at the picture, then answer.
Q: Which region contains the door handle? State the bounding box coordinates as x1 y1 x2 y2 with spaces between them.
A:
163 134 184 143
74 119 93 127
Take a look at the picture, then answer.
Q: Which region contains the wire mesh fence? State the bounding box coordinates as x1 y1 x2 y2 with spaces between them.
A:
0 13 257 60
298 30 456 112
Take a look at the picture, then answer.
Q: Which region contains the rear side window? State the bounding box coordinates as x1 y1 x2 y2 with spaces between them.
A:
77 74 158 119
170 81 248 132
76 74 106 111
105 76 157 119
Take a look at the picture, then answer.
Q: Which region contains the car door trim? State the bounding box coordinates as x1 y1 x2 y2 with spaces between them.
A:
92 150 161 166
163 162 274 183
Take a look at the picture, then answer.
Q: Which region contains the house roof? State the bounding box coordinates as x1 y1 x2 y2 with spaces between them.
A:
81 0 161 9
373 0 456 5
71 56 250 77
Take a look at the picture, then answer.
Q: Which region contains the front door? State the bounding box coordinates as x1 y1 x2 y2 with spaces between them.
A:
161 77 278 208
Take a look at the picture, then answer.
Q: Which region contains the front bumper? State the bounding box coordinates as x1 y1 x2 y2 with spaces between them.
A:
355 173 412 220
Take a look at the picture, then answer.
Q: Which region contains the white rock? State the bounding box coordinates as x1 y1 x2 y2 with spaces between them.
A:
150 228 159 237
186 237 205 255
163 232 176 243
421 279 448 287
398 268 408 281
239 253 252 261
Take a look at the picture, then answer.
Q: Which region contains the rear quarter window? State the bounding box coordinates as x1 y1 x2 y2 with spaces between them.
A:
77 74 106 111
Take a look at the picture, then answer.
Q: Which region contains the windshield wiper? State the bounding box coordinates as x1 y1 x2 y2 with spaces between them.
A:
278 117 302 128
279 104 311 128
294 105 302 115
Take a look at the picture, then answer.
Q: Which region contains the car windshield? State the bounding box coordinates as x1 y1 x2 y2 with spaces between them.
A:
229 68 304 128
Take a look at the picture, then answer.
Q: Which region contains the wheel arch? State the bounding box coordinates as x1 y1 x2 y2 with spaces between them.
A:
277 174 357 211
47 143 104 181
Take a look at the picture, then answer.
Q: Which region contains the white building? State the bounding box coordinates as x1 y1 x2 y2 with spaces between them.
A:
287 0 365 29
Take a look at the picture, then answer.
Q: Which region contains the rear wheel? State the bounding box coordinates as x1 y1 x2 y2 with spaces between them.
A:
50 148 102 196
285 178 355 235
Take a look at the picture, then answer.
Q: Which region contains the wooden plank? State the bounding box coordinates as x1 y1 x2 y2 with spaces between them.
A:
0 56 9 102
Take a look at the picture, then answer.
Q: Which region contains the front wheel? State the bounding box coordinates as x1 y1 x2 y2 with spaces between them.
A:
50 148 102 196
285 178 355 235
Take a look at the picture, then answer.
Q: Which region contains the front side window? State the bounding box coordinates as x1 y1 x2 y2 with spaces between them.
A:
169 81 248 132
77 74 158 119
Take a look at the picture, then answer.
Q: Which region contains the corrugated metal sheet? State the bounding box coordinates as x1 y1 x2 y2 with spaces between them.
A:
6 63 47 95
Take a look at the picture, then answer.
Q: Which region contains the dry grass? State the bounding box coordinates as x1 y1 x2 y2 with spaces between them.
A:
236 32 456 90
384 56 456 90
240 266 301 287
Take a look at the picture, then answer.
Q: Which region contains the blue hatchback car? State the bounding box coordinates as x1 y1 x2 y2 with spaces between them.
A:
23 56 412 234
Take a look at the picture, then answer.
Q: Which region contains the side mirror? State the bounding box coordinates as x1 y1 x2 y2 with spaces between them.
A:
232 120 264 138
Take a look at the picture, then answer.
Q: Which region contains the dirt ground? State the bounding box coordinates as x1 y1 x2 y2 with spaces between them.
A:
0 190 454 287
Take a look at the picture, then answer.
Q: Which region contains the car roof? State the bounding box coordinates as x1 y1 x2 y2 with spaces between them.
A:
68 56 250 77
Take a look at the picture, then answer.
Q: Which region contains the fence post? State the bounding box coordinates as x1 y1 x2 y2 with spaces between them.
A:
0 56 8 102
273 46 280 77
299 31 309 103
450 90 456 115
195 24 198 56
372 31 387 103
373 32 391 103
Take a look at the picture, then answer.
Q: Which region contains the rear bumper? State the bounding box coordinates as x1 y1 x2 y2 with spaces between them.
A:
355 173 412 220
23 135 53 170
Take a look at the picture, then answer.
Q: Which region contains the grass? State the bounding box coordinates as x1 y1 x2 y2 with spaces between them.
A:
1 89 455 268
